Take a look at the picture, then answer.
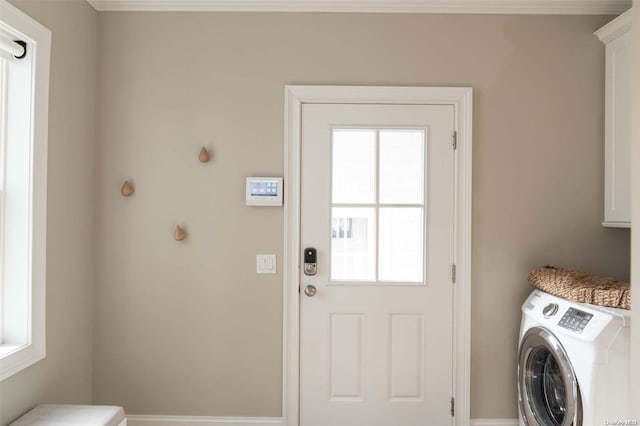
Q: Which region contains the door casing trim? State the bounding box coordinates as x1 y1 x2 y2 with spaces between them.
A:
282 85 473 426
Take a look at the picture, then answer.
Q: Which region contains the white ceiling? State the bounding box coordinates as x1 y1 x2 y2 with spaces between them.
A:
86 0 631 14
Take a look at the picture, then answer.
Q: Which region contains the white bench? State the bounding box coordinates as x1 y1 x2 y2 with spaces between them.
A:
10 405 126 426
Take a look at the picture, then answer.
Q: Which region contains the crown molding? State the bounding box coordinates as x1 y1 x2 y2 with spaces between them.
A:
85 0 631 14
594 7 632 42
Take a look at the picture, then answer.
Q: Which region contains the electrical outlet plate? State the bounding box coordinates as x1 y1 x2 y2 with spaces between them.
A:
256 254 276 274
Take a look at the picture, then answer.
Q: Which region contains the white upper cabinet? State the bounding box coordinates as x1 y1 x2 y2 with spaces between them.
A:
596 10 633 228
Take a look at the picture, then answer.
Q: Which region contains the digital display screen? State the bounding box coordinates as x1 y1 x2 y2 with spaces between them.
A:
558 307 593 333
250 181 278 197
571 309 592 320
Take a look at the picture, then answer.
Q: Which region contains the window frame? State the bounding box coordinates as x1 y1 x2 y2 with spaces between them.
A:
0 1 51 382
329 126 427 285
0 57 6 346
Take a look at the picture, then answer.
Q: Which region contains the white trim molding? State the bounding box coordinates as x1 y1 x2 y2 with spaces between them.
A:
86 0 631 14
127 416 283 426
282 85 473 426
0 0 51 382
595 8 633 43
126 415 517 426
127 414 518 426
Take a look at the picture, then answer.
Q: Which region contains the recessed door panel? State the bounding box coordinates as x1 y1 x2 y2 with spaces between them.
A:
329 314 364 401
389 314 424 400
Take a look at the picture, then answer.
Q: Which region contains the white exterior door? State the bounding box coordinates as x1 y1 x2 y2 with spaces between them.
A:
299 103 456 426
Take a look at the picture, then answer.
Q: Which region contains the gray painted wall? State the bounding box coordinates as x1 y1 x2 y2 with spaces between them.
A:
0 3 631 422
0 1 97 424
92 12 629 419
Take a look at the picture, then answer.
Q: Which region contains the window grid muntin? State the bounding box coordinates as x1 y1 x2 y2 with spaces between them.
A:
330 127 427 284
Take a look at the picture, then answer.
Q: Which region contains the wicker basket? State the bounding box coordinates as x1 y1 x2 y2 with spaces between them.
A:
528 265 631 310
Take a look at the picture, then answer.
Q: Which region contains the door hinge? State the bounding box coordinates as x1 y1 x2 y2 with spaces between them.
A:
451 264 457 284
450 397 455 417
452 131 457 150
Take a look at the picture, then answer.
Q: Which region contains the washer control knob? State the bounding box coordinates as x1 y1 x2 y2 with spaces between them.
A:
543 303 559 319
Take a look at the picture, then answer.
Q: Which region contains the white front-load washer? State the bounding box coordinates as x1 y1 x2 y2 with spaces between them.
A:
518 289 631 426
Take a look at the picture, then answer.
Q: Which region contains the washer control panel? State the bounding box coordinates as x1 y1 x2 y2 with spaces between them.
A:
558 307 594 333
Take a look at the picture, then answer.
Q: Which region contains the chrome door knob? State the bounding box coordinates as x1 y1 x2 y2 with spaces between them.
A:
304 285 317 297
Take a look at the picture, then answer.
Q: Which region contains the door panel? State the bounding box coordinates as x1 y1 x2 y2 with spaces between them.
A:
300 104 455 426
329 313 364 400
389 314 424 400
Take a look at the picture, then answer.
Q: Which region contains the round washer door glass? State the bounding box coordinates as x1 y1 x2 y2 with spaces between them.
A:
526 346 567 424
518 327 581 426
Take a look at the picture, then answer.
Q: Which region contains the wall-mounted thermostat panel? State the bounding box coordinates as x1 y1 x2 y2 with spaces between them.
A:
246 177 283 206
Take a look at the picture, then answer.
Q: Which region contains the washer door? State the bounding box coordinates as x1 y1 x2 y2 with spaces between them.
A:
518 327 582 426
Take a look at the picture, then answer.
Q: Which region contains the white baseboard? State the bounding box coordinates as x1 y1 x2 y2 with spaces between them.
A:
126 416 283 426
470 420 519 426
127 415 516 426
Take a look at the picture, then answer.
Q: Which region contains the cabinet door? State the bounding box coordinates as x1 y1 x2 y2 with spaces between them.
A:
603 31 631 227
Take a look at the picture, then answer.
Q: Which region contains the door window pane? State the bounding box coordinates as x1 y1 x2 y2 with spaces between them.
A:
332 130 376 204
379 208 423 282
331 207 376 281
379 130 425 204
329 128 426 284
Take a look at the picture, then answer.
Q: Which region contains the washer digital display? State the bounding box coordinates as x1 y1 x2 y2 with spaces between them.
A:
558 308 593 333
